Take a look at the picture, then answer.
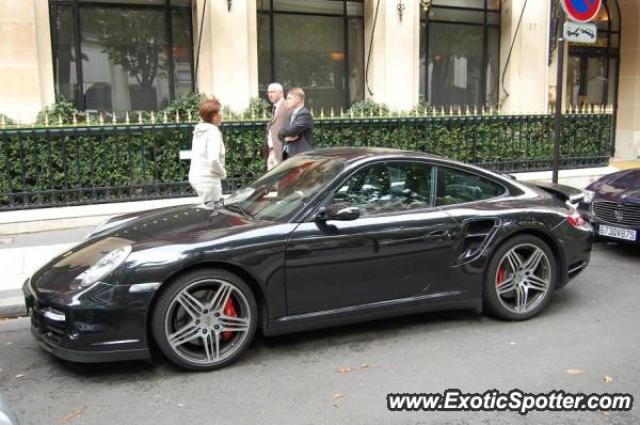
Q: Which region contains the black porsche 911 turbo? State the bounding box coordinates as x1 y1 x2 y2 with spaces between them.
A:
24 148 592 371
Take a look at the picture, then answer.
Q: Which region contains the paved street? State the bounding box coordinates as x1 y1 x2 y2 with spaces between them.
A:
0 242 638 425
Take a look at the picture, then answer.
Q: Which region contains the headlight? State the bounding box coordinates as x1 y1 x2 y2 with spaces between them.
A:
76 245 131 286
582 190 595 203
85 216 138 239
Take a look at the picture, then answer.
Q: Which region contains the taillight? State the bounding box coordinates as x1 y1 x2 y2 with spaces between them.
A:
567 211 587 228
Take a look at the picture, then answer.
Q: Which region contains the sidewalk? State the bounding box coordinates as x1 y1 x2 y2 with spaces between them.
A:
1 162 637 318
0 196 199 317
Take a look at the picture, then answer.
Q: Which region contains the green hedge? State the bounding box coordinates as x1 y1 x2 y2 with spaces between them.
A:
314 114 610 169
0 127 188 207
0 113 612 209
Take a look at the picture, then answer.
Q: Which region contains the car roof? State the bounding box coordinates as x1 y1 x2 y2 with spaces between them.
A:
302 147 445 163
301 147 527 195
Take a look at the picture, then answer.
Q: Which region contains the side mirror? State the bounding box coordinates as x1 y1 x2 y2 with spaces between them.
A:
317 203 361 221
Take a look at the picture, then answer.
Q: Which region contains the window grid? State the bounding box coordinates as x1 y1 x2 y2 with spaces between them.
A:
421 0 501 108
257 0 364 111
49 0 194 111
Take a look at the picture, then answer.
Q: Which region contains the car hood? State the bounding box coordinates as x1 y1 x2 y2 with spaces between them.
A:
30 203 277 299
588 168 640 203
94 203 263 246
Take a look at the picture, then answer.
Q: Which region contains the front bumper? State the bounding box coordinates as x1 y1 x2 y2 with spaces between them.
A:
578 203 639 244
30 327 149 363
592 222 639 243
23 278 154 363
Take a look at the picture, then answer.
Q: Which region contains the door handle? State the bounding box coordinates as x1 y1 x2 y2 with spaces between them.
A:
286 246 313 258
424 230 450 240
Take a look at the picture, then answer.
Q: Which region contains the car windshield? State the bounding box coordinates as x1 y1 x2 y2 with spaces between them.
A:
224 155 346 222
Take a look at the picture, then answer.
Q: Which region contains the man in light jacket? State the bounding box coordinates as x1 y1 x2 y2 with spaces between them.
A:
189 98 226 204
278 87 313 159
263 82 290 170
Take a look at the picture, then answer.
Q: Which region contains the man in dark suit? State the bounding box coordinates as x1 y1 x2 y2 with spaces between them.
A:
263 82 290 170
278 87 313 159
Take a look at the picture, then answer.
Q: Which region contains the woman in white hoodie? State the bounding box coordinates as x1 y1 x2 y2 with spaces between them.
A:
189 97 227 204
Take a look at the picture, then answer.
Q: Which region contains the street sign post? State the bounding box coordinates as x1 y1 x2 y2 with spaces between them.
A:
553 1 601 183
553 12 565 184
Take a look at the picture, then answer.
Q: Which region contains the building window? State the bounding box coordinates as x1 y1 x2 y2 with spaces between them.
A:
566 0 620 107
49 0 194 113
420 0 500 108
257 0 364 112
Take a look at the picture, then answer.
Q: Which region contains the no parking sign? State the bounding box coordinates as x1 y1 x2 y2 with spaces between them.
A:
561 0 603 23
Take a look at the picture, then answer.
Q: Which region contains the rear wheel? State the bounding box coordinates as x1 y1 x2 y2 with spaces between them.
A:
151 269 257 371
484 235 557 320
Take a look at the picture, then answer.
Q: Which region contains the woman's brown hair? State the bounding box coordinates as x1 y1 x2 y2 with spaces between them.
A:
198 97 222 123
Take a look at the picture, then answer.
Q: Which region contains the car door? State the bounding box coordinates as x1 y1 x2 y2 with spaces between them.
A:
284 160 460 316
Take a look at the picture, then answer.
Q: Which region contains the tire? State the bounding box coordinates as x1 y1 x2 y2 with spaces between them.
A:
151 268 258 371
483 235 557 321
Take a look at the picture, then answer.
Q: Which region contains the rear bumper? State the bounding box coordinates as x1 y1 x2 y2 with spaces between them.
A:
565 256 589 282
551 221 592 288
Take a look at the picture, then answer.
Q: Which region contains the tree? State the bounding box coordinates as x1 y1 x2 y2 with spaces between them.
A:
90 9 167 90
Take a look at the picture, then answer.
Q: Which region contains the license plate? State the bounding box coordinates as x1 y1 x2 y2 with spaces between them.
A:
599 225 637 241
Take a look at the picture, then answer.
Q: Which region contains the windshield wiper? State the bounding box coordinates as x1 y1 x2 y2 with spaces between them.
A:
223 204 254 220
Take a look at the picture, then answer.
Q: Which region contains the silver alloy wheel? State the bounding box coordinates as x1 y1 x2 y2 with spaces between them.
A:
164 279 251 366
495 243 551 314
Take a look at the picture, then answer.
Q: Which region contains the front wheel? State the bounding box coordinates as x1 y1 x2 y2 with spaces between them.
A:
484 235 557 320
151 269 257 371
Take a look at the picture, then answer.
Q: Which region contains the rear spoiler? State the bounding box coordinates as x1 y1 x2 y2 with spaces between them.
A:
529 181 584 204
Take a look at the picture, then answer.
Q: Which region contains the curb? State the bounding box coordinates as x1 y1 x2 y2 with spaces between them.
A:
0 290 26 319
0 196 198 235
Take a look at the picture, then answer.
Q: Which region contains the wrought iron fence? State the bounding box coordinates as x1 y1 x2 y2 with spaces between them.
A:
0 111 612 210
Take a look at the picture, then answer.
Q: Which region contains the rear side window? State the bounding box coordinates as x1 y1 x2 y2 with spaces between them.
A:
435 166 506 206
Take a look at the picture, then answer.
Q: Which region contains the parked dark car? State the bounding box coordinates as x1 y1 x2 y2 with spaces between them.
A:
24 148 592 371
578 168 640 244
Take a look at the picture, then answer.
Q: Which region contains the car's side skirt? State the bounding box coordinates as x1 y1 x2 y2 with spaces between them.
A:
263 291 480 336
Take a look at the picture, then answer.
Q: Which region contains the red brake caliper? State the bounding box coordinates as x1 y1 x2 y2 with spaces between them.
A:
222 297 237 341
496 267 506 287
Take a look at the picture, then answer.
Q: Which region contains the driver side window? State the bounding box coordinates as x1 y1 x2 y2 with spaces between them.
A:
334 162 434 217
